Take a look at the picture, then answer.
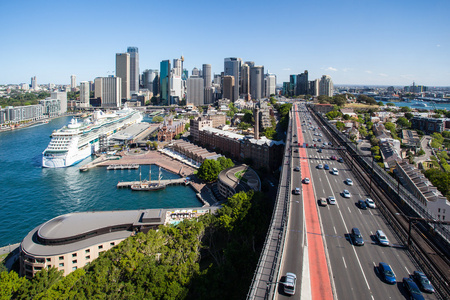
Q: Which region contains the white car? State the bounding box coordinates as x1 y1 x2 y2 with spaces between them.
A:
303 178 310 184
327 196 336 205
365 198 376 208
345 178 353 186
342 190 351 198
284 272 297 295
376 230 389 246
332 168 339 175
294 187 301 195
317 164 323 169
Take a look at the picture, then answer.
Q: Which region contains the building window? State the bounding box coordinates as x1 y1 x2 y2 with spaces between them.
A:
59 263 64 267
85 249 90 253
46 258 51 262
98 245 103 249
85 255 90 260
59 256 64 260
72 253 77 257
72 266 77 271
72 260 77 264
438 208 441 213
110 242 115 246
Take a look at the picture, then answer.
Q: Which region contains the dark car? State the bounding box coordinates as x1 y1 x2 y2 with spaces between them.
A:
331 155 337 160
358 200 367 210
318 148 322 153
351 227 364 246
403 277 425 300
412 271 435 293
338 157 344 163
324 164 330 170
378 262 396 284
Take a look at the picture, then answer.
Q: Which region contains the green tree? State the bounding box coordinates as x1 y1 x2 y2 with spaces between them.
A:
384 122 396 132
185 123 190 131
197 159 222 182
242 109 253 123
152 116 164 123
336 121 345 131
0 271 27 299
396 117 411 128
400 106 411 112
217 156 234 170
386 102 396 106
237 122 251 130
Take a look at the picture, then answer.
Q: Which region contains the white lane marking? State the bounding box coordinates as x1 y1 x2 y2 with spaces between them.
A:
342 257 347 268
333 226 337 235
405 266 410 274
348 207 351 214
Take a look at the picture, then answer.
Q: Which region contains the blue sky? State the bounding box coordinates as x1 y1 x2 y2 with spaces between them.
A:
1 0 449 86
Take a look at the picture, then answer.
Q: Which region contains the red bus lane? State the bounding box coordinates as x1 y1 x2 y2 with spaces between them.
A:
295 105 333 299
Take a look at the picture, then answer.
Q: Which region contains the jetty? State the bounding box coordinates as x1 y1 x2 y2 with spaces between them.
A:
107 164 139 170
117 177 189 188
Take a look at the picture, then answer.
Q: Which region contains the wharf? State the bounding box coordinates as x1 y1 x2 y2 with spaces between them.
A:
107 164 139 170
117 177 189 188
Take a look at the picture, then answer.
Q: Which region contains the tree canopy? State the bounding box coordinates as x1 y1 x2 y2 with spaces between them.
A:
197 157 235 182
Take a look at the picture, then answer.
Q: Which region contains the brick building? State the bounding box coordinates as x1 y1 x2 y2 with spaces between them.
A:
157 118 185 142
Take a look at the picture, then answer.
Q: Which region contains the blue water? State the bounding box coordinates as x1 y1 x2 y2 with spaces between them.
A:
381 100 450 111
0 116 199 247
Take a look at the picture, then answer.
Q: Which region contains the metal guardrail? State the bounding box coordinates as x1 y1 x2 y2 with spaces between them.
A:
247 109 293 299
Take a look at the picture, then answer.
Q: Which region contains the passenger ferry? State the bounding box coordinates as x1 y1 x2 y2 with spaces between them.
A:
42 105 142 168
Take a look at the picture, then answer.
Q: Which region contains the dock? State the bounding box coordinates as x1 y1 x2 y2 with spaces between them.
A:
107 164 139 170
117 177 189 188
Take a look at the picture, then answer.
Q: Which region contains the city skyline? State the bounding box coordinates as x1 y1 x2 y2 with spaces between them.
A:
1 0 449 86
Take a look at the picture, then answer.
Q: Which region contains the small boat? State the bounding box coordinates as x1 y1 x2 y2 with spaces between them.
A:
131 166 166 191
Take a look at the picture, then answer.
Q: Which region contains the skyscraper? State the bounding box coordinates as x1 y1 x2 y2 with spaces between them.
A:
296 70 308 95
187 75 204 106
224 57 241 101
143 69 159 96
173 58 182 77
202 64 211 88
309 79 319 96
79 81 90 108
94 76 122 108
223 76 235 101
31 76 37 90
160 60 171 104
250 65 264 100
127 47 139 94
265 73 276 97
319 75 334 97
70 75 76 89
116 53 130 100
192 67 199 76
241 64 250 96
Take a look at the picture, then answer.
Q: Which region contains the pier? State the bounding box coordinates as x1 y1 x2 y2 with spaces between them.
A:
117 177 189 188
107 164 139 170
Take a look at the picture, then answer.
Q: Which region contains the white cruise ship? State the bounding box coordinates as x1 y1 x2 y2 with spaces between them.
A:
42 105 143 168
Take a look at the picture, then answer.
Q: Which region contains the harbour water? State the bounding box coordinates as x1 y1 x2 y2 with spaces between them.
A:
0 116 199 247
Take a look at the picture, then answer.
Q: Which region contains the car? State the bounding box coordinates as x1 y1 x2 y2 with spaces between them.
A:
403 277 425 300
317 148 322 153
302 130 306 133
358 200 367 209
318 198 327 206
345 178 354 185
338 157 344 163
294 187 301 195
412 271 435 293
327 196 336 205
332 168 339 175
294 166 300 172
378 262 396 284
330 155 337 160
376 230 390 246
365 198 376 208
324 164 330 170
293 134 297 137
343 190 351 198
303 178 310 184
318 138 322 142
294 149 298 153
284 272 297 295
317 164 323 169
328 142 332 145
351 227 364 246
293 140 297 143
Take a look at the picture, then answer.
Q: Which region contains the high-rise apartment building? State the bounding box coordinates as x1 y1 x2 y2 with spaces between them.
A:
160 60 171 104
192 67 199 76
187 75 204 106
51 91 68 114
169 75 182 104
224 57 241 102
250 65 264 100
94 76 122 108
127 47 139 94
223 75 235 101
265 73 276 97
296 71 308 95
309 79 319 96
289 75 296 96
142 69 159 96
116 53 130 100
79 81 90 108
70 75 76 89
319 75 334 97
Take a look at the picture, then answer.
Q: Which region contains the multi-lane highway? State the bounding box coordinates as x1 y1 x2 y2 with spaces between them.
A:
277 103 438 299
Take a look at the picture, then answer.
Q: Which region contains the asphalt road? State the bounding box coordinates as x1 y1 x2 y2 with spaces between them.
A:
277 103 437 300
